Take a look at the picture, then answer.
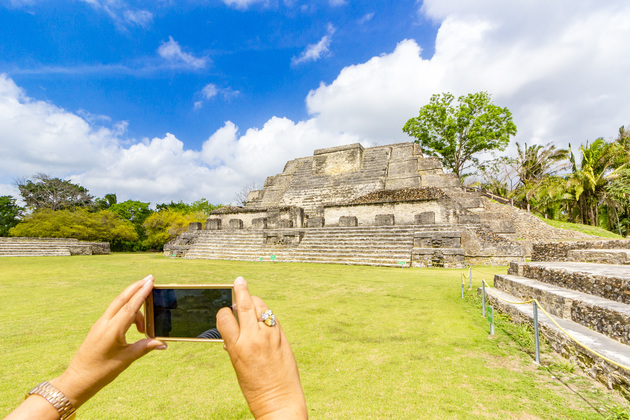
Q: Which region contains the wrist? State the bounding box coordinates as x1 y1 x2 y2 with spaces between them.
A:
255 403 308 420
49 368 93 410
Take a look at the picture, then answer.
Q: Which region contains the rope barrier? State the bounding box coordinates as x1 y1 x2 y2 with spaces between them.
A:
478 279 630 373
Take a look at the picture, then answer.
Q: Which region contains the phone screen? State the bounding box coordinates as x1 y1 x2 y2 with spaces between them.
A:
146 285 234 342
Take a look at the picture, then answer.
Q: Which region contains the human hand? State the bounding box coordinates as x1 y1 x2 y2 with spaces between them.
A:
50 275 166 408
217 277 307 420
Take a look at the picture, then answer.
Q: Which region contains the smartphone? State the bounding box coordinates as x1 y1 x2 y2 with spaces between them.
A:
145 284 235 342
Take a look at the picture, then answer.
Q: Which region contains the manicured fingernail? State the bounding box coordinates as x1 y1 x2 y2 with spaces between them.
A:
235 276 246 285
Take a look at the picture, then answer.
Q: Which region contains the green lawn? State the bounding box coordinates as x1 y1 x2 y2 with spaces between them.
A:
0 254 627 419
536 215 625 239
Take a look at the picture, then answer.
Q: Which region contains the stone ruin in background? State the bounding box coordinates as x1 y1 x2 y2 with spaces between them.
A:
166 142 526 267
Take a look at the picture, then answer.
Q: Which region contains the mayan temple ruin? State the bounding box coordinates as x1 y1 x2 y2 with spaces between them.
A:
165 141 535 266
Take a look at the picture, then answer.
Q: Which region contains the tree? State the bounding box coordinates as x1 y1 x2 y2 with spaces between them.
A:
142 209 206 250
95 193 118 210
403 92 517 179
0 195 23 236
514 142 569 186
233 182 259 206
9 208 137 243
565 139 621 225
16 173 94 211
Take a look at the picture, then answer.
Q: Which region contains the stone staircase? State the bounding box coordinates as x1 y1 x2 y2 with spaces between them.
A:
486 261 630 396
180 226 416 267
0 237 110 256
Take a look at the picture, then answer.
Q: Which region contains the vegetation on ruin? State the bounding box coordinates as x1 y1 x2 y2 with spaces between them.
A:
537 216 624 239
1 255 628 419
403 91 517 179
468 127 630 237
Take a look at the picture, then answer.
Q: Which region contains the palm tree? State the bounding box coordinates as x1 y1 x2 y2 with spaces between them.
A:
565 138 622 225
512 142 569 216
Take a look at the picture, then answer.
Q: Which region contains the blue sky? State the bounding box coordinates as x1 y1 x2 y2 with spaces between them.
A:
2 0 630 205
1 1 436 146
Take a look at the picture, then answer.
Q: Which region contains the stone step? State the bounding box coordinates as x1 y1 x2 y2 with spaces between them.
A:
484 286 630 394
508 261 630 305
568 249 630 265
184 253 410 267
494 274 630 345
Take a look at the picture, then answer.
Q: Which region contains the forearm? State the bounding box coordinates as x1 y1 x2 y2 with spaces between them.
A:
4 395 65 420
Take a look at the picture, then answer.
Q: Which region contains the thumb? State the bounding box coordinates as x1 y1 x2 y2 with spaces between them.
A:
129 338 168 359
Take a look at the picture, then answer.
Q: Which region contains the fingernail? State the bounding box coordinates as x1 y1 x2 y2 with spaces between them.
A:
235 276 246 285
143 275 153 284
156 343 167 350
231 304 237 311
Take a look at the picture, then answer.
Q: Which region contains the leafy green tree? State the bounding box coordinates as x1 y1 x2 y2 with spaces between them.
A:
155 201 189 212
0 195 23 236
9 208 137 243
142 209 206 250
95 193 118 210
403 92 517 179
188 198 223 214
17 173 94 211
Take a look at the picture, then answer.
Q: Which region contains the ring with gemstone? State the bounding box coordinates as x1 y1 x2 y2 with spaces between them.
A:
260 309 276 327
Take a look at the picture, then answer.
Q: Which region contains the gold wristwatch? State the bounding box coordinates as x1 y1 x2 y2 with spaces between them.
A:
27 381 77 419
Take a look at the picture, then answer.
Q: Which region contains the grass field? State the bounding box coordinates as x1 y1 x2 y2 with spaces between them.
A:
1 254 628 419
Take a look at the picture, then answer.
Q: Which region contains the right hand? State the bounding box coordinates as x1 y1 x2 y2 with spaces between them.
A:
217 277 307 419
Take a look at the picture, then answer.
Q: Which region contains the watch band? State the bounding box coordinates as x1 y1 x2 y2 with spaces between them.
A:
27 381 77 420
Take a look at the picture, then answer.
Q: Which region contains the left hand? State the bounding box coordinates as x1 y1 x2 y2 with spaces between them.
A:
50 275 166 408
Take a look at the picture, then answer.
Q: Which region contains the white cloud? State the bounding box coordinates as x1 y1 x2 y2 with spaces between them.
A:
307 0 630 149
123 9 153 27
195 83 240 109
358 12 374 24
158 37 208 69
292 24 336 66
221 0 268 10
0 73 353 205
202 84 219 100
78 0 153 29
329 0 346 6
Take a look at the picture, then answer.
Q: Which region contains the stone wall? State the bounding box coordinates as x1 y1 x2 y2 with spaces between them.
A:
322 200 456 227
532 240 630 262
0 237 110 256
206 206 304 230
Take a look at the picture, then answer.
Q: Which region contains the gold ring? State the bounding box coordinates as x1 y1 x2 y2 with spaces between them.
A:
260 309 276 326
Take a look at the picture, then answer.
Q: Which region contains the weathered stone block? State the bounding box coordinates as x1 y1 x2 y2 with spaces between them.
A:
188 222 203 232
339 216 358 227
307 217 325 228
278 219 294 228
206 219 222 230
415 211 435 224
375 214 395 226
229 219 244 229
252 217 267 229
313 143 364 175
459 214 480 224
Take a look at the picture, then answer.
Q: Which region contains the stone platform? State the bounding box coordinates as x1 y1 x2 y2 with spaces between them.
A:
486 259 630 398
0 237 110 257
